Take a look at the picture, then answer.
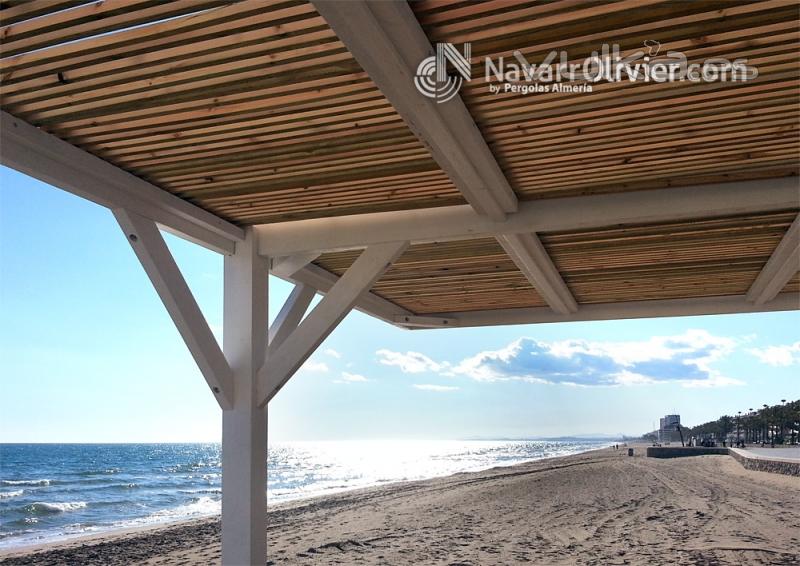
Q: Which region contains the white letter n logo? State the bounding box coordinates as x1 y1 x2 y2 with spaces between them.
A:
415 43 472 103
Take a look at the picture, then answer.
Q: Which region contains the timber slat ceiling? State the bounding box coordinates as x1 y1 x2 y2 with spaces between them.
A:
0 0 462 224
1 0 798 316
413 0 800 199
315 239 548 313
315 212 799 314
539 211 799 304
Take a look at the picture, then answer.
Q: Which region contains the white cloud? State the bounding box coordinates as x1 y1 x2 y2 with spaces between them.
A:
335 372 368 383
376 349 449 373
450 330 740 388
748 342 800 366
301 361 329 373
413 384 459 392
324 348 342 359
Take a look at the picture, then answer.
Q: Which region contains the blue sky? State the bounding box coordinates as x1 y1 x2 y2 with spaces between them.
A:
1 166 798 442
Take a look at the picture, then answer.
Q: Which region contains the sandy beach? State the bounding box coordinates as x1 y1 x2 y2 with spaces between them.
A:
1 445 797 566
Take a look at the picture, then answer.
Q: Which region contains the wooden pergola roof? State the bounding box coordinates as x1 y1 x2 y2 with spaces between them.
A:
2 0 799 327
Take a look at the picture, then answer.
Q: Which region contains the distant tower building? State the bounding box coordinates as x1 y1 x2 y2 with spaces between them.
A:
659 414 681 442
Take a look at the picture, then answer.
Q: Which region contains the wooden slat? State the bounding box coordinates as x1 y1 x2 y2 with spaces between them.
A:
0 0 223 58
0 0 86 27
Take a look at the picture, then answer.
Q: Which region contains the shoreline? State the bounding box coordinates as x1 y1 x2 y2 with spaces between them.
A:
0 442 612 554
1 444 797 565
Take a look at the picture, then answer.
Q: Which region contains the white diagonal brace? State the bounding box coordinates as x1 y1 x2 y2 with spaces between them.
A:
747 214 800 305
313 0 516 220
268 283 316 353
270 253 321 278
2 111 243 255
258 241 409 405
114 208 234 409
286 262 413 326
496 233 578 314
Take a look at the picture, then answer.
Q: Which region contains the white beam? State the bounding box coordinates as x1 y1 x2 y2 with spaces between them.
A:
268 284 315 353
221 228 268 565
312 0 516 220
256 179 800 256
311 1 583 313
114 208 234 410
747 214 800 305
270 253 321 278
429 293 799 328
258 241 409 405
286 262 413 324
394 314 459 328
1 111 243 255
496 233 578 314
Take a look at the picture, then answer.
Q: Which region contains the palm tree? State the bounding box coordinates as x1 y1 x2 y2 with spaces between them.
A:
780 399 787 443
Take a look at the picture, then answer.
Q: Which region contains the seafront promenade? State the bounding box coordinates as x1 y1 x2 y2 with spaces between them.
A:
743 446 800 461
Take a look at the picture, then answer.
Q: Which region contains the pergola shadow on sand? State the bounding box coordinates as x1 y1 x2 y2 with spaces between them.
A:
1 0 798 563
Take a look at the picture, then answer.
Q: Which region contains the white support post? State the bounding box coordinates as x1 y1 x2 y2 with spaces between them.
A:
113 208 234 410
746 214 800 305
222 228 268 566
496 233 578 314
268 284 315 353
258 241 409 405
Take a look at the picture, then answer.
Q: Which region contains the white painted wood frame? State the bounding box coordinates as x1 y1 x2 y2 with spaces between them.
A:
747 214 800 305
114 208 234 409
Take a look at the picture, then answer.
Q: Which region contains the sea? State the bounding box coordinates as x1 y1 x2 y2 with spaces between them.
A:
0 439 610 548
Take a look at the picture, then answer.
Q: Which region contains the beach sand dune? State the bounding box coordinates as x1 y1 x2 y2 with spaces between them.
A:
2 446 798 565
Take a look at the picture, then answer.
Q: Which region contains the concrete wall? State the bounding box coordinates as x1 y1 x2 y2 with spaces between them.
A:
645 446 800 477
646 446 730 458
729 449 800 477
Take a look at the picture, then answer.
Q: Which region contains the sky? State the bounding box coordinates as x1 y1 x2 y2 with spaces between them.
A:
1 166 798 443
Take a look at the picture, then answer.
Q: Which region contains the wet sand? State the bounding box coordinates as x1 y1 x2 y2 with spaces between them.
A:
2 445 798 565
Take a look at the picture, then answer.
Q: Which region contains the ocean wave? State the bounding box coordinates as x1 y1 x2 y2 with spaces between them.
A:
77 468 121 476
146 496 220 521
1 479 51 486
177 488 221 495
163 461 218 474
0 528 36 540
0 490 24 499
24 501 88 515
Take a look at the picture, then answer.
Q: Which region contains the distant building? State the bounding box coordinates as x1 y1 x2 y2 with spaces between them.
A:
659 414 681 442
